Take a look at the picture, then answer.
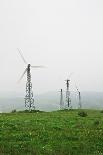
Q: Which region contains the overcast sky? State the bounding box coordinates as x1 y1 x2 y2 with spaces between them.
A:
0 0 103 94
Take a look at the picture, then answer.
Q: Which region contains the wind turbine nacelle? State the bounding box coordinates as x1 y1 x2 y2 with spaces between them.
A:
28 64 31 68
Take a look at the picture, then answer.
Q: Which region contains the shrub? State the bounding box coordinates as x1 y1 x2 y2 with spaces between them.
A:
11 109 16 113
94 120 100 126
78 111 88 117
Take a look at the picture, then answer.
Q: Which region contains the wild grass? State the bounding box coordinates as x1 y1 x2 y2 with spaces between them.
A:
0 109 103 155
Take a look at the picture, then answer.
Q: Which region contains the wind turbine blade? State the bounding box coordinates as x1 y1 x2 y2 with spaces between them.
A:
18 68 27 83
17 48 28 64
31 65 45 68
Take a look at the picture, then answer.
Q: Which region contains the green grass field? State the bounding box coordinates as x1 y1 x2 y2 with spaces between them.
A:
0 109 103 155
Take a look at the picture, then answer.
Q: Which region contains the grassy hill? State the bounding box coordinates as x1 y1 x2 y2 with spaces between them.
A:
0 109 103 155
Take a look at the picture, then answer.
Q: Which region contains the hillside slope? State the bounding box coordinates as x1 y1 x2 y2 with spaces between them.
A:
0 110 103 155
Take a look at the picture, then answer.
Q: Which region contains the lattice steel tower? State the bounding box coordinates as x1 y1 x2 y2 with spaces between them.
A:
65 79 72 109
25 64 34 110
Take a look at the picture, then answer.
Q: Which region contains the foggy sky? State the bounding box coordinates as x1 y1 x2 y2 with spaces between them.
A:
0 0 103 94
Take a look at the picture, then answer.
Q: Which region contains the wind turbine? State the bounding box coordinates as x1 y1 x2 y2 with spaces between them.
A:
65 73 73 109
59 89 64 110
17 48 44 111
75 85 82 109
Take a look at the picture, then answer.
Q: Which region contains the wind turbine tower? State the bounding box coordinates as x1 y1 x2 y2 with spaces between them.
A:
76 86 82 109
25 64 34 110
18 49 44 111
65 79 72 109
59 89 64 110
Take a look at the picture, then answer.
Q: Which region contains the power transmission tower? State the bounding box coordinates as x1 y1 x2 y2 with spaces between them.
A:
65 79 72 109
59 89 64 110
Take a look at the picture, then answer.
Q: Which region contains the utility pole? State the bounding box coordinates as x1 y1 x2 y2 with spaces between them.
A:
59 89 64 110
65 79 72 109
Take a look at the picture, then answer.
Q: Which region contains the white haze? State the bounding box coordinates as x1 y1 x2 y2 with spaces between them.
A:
0 0 103 95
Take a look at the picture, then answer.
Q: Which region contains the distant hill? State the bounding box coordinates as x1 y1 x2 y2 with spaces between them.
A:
0 91 103 112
